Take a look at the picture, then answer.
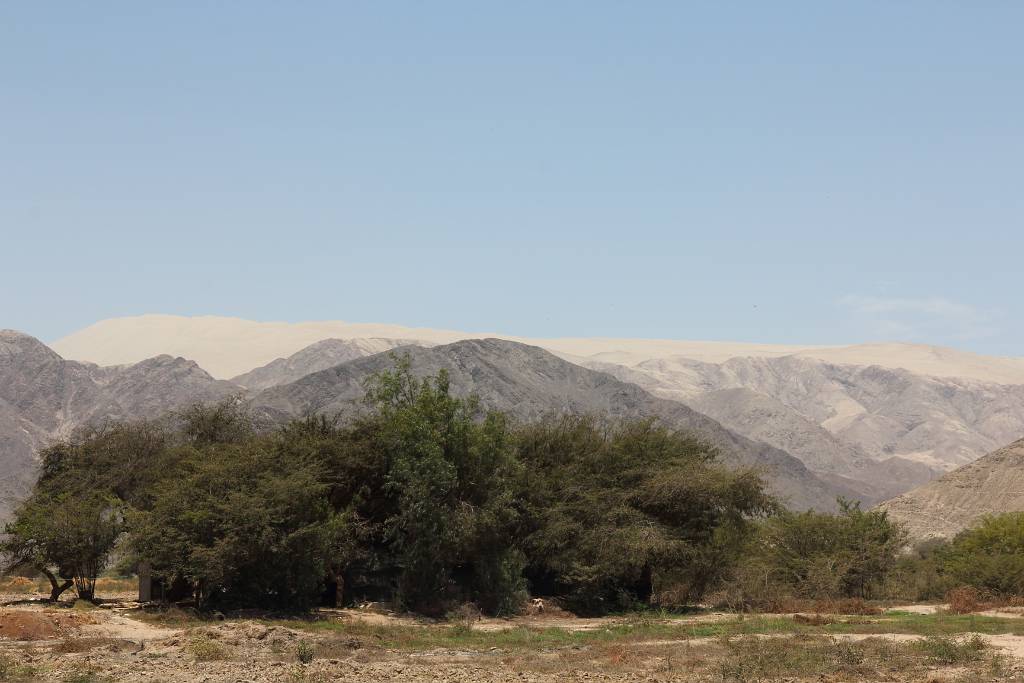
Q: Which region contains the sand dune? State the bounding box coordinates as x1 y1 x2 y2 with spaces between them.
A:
52 314 1024 384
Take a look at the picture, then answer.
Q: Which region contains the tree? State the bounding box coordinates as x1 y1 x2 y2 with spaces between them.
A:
942 512 1024 596
362 358 526 615
517 415 774 614
129 440 334 610
2 491 123 602
721 500 906 608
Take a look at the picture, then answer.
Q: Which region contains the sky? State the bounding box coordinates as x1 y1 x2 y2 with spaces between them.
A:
2 2 1022 355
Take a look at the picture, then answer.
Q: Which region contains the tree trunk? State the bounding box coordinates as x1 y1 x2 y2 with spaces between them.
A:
41 568 73 602
74 575 96 603
332 572 345 607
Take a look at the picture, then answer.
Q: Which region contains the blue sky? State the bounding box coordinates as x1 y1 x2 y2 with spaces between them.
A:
2 2 1022 354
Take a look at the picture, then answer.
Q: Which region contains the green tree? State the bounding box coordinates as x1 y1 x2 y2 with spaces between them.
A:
723 500 906 607
2 491 123 602
517 415 774 614
942 512 1024 596
129 440 333 610
362 358 525 614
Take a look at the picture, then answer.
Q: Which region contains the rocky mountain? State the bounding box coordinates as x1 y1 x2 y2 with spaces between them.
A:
878 438 1024 541
586 354 1024 485
250 338 860 512
2 330 859 517
50 316 1024 500
231 338 428 390
0 330 238 518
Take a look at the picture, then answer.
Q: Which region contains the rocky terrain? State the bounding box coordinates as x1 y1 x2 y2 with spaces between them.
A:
879 438 1024 541
231 337 429 390
0 330 237 518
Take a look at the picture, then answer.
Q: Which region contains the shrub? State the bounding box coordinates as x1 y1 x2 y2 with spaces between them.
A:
914 635 986 665
946 586 984 615
186 633 227 661
942 513 1024 596
296 640 315 664
717 500 906 610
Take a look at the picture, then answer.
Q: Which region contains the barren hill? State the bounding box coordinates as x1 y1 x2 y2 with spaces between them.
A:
878 438 1024 541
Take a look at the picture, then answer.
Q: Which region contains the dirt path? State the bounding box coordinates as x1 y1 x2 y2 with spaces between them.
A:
78 608 182 642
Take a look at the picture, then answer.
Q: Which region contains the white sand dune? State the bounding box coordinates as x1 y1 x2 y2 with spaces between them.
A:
51 314 1024 384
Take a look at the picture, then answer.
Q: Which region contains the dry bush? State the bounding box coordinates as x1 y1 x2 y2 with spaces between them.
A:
93 577 137 594
446 603 482 634
940 586 1024 614
817 597 882 615
946 586 984 614
0 576 39 594
794 613 833 626
186 633 228 661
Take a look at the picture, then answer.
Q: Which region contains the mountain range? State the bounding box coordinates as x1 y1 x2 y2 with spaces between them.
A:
4 314 1024 526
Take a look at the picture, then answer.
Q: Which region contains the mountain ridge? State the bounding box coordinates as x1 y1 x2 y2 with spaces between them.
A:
249 338 862 511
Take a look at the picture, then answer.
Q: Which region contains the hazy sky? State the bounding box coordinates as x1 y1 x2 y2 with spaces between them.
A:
3 3 1022 354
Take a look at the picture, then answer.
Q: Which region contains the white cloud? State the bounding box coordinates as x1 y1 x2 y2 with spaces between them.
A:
839 295 997 342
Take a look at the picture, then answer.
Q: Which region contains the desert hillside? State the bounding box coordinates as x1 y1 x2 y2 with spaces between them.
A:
879 438 1024 541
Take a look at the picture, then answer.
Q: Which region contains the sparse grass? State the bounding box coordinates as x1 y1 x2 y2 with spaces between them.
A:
186 633 229 661
254 608 1024 656
62 669 114 683
914 634 987 665
713 634 1002 683
52 637 128 654
0 653 37 681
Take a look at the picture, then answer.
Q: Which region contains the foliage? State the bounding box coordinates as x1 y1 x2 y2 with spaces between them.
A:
296 640 315 664
2 491 123 601
717 500 907 609
11 359 775 615
941 512 1024 596
129 437 333 610
887 538 952 602
359 359 526 614
516 415 775 615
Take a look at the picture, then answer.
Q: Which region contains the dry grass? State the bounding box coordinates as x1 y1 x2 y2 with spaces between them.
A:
52 637 133 654
186 632 229 661
944 586 1024 615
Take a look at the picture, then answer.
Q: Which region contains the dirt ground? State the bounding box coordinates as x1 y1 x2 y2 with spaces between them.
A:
2 591 1024 682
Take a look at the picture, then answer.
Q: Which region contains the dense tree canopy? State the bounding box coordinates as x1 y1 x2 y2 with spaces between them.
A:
3 356 780 614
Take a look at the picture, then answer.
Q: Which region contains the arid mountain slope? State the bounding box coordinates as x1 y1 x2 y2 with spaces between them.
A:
879 439 1024 541
590 355 1024 476
251 339 860 511
231 338 428 390
0 330 238 517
